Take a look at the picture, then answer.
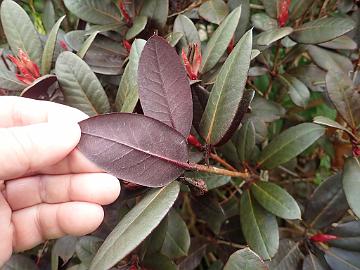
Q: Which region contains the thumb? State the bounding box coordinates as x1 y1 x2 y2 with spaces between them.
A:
0 122 80 180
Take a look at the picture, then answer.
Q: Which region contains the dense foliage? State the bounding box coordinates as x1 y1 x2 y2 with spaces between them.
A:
0 0 360 269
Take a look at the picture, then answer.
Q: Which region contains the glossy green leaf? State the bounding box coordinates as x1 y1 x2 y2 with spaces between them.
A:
200 6 242 74
142 217 168 255
328 221 360 252
240 191 279 260
257 123 325 169
256 27 293 46
291 16 355 44
251 181 301 220
41 16 65 75
55 51 110 116
89 182 180 270
161 208 191 259
251 13 277 31
224 248 267 270
269 239 304 270
198 0 229 25
279 74 310 107
140 0 168 29
319 35 357 50
166 32 184 47
1 0 43 65
304 173 348 229
115 39 146 112
199 29 253 146
326 71 360 129
64 0 121 25
75 236 103 267
125 16 147 40
173 14 200 49
343 157 360 219
77 31 99 59
236 119 256 162
228 0 250 40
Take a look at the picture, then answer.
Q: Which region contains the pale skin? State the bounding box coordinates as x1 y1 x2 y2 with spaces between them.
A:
0 97 121 266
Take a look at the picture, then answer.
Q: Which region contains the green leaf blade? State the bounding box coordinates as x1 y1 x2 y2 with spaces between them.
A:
257 123 325 169
343 157 360 219
89 181 180 270
251 182 301 220
224 248 267 270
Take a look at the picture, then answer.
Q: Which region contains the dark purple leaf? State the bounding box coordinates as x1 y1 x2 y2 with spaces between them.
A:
20 74 57 100
77 113 189 187
138 35 193 137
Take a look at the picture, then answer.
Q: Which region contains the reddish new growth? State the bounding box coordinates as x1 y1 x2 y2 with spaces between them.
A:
278 0 291 27
123 40 132 53
310 233 338 243
182 43 202 80
7 49 40 85
187 134 202 149
59 40 68 51
118 0 132 25
353 145 360 157
227 36 235 54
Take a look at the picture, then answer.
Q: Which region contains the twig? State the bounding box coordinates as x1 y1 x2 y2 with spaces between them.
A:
250 4 265 10
189 163 250 179
210 153 237 171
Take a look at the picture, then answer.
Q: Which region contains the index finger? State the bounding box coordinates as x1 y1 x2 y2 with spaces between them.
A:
0 96 88 128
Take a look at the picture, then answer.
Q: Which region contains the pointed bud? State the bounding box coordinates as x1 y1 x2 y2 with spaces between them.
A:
278 0 291 27
59 40 69 51
227 36 235 54
118 0 132 25
192 43 202 76
123 40 132 53
310 233 338 243
187 134 202 149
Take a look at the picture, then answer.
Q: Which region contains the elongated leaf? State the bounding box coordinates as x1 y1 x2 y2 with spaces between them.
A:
76 236 103 267
229 0 250 41
199 0 229 24
1 0 43 65
328 221 360 252
166 32 184 47
251 182 301 220
143 253 177 270
42 0 56 33
161 209 191 258
41 16 65 75
125 16 147 40
279 74 310 107
191 193 225 234
77 31 99 59
240 191 279 260
224 248 267 270
343 157 360 218
251 13 277 31
2 255 38 270
78 113 188 187
115 39 146 112
140 0 168 29
142 217 168 255
289 64 326 92
138 35 193 137
290 0 313 19
314 116 354 135
236 119 256 162
173 14 200 49
326 71 360 129
200 6 242 74
178 242 207 270
89 182 179 270
51 236 78 270
307 45 353 73
64 0 121 24
199 29 253 146
257 123 325 169
261 0 278 18
291 16 355 44
257 27 293 46
302 253 327 270
0 67 26 91
325 248 360 270
55 51 110 116
304 173 348 229
269 239 304 270
319 35 357 50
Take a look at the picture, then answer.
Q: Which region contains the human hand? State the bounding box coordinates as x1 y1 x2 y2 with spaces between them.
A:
0 97 120 266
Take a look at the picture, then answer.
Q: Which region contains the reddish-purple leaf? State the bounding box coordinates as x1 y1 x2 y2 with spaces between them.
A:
138 35 193 137
77 113 189 187
20 74 57 100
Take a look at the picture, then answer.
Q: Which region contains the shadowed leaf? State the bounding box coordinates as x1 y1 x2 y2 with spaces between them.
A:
224 248 267 270
343 157 360 219
198 0 229 25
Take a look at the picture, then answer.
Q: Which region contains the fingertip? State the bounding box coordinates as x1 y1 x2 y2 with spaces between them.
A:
99 175 121 205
